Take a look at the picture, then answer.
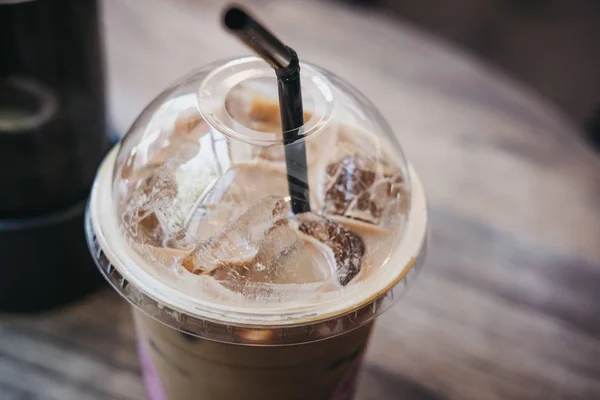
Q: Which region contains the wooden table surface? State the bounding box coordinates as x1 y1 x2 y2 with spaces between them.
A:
2 0 600 399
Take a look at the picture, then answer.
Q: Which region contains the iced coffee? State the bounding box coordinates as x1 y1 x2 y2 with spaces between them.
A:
86 57 428 400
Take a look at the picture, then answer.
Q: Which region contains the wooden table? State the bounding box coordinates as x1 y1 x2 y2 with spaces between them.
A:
2 1 599 399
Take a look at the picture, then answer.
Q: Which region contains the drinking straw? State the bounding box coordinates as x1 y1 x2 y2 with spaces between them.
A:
224 6 311 214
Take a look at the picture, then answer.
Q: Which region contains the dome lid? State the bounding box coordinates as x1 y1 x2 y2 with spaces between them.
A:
88 57 426 338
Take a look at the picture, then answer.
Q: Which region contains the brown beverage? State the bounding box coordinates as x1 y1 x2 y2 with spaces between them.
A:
86 57 428 400
134 311 374 400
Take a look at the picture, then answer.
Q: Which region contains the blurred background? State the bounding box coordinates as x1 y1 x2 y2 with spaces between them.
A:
338 0 600 145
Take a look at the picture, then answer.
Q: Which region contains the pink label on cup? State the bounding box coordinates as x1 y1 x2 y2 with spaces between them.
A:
137 339 167 400
331 349 366 400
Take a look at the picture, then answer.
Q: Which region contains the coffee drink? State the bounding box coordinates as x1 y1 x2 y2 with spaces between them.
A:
86 57 428 399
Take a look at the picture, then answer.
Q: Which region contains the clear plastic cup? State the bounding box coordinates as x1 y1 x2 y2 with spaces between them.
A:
85 57 428 400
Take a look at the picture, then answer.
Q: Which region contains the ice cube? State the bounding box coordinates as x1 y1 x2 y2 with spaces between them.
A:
294 213 365 286
119 111 209 248
181 197 328 298
210 217 326 293
124 120 236 246
181 196 287 275
121 163 183 247
321 154 406 229
326 214 395 282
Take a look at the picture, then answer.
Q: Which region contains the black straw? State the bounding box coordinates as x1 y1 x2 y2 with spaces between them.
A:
224 6 311 214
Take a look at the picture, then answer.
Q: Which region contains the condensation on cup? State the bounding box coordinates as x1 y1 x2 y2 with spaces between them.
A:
85 56 428 400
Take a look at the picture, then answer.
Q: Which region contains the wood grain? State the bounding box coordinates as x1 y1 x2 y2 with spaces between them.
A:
1 0 599 399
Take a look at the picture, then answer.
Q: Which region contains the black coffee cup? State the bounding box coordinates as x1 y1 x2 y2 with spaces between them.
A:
0 0 111 312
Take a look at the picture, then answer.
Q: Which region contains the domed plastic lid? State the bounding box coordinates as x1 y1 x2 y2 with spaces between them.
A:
88 57 427 342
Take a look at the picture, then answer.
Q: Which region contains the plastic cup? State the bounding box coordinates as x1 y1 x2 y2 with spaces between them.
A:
85 57 428 400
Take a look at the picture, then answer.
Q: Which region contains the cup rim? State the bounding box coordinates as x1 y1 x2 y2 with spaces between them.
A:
88 146 428 329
